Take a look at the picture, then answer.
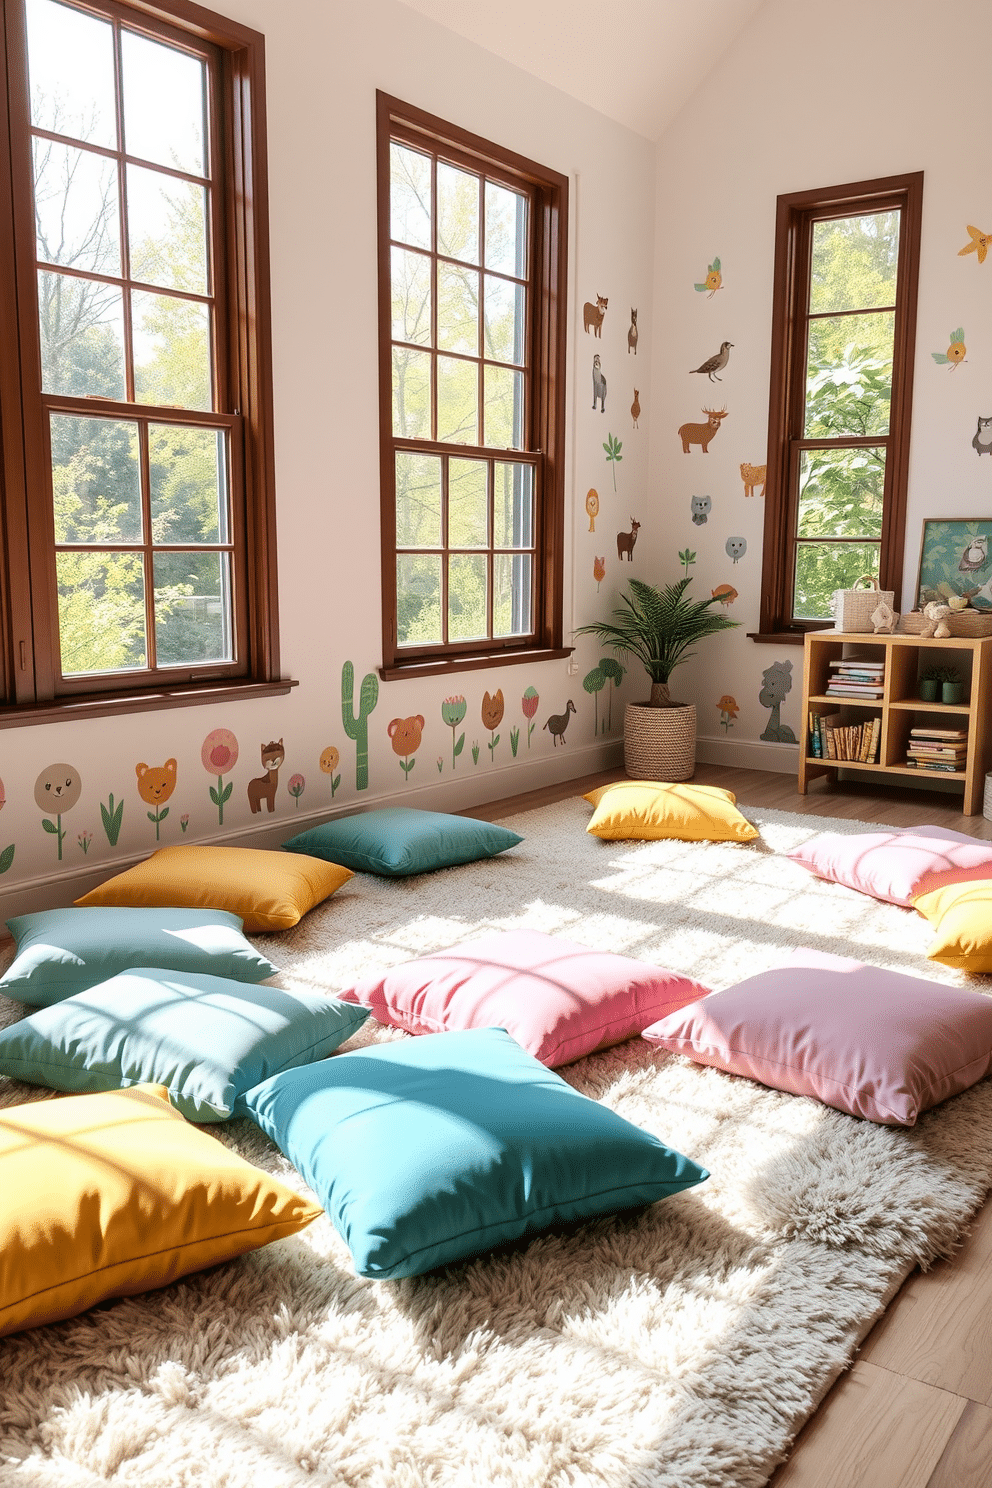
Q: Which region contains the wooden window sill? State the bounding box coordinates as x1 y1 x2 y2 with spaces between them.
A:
379 647 573 682
0 677 298 729
747 631 820 646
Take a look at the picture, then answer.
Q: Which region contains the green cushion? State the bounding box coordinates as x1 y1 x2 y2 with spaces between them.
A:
0 907 277 1007
0 969 370 1122
239 1027 708 1278
282 807 522 878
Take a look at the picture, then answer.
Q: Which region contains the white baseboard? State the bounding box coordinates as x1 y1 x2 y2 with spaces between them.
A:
695 733 800 774
0 736 624 922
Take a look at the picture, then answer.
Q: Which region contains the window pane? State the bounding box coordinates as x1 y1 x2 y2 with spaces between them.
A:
805 313 893 438
437 262 479 354
56 550 146 674
391 247 431 345
485 181 527 277
51 415 141 543
483 365 524 448
121 30 206 177
397 553 441 646
797 447 885 540
34 140 120 276
154 550 232 665
793 541 880 621
132 290 211 410
484 276 525 365
395 451 441 547
810 212 900 314
39 270 125 398
128 168 209 296
437 355 477 444
449 458 487 547
437 163 478 265
493 462 533 548
149 424 227 544
392 346 431 439
27 0 116 149
493 552 532 637
448 553 486 640
390 143 430 250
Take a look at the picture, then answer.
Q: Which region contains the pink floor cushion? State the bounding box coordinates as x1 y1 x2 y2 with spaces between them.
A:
641 947 992 1125
786 825 992 907
338 929 709 1068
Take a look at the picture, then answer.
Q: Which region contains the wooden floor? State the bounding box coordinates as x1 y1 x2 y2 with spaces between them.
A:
468 762 992 1488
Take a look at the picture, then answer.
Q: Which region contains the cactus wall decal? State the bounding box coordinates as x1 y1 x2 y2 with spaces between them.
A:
341 660 379 791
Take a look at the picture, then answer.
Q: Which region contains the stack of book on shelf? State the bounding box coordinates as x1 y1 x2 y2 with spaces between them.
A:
824 658 885 699
808 713 881 762
905 727 968 773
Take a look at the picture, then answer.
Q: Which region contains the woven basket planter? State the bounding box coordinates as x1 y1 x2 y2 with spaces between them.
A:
898 609 992 637
623 702 696 781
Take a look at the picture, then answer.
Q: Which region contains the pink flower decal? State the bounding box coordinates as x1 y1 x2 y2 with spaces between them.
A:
288 773 305 808
202 727 240 825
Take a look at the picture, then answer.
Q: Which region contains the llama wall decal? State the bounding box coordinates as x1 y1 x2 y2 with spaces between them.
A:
759 660 797 743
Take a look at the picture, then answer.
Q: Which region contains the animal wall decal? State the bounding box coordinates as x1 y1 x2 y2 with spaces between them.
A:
387 716 424 780
35 762 82 861
592 354 607 412
959 226 990 264
726 536 747 564
441 695 467 768
759 661 797 743
319 746 341 797
136 758 177 839
521 686 540 747
690 341 733 381
617 517 641 562
678 406 728 453
341 661 379 791
973 416 992 457
932 329 967 368
690 494 711 525
694 257 723 297
630 389 640 428
247 739 284 814
202 729 239 826
585 489 600 531
603 433 622 488
544 698 576 747
627 308 638 354
712 584 738 607
482 690 504 760
583 293 608 336
740 462 766 497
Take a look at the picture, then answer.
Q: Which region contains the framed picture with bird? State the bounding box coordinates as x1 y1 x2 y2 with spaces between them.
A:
915 518 992 609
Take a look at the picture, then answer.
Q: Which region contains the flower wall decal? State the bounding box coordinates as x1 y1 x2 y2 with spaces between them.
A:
441 696 467 770
202 728 239 826
482 690 504 761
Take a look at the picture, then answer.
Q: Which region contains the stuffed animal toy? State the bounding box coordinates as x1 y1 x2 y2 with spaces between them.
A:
947 593 969 612
870 600 898 634
920 600 952 639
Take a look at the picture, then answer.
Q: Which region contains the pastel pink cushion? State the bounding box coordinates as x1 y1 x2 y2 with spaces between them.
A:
786 825 992 907
641 948 992 1125
339 930 709 1068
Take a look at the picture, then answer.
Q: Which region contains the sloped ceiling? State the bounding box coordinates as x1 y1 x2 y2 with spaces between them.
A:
396 0 767 141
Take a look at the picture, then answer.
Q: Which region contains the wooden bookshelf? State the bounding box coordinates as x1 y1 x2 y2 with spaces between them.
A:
799 631 992 815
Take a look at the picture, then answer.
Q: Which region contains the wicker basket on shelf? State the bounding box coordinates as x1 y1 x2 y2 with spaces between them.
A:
623 703 696 781
830 575 894 632
898 610 992 637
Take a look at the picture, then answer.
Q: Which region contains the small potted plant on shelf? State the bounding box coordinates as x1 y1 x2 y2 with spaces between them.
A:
574 576 738 779
919 664 942 702
938 665 966 705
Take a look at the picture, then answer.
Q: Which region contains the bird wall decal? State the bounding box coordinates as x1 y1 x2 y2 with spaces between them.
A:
690 341 734 381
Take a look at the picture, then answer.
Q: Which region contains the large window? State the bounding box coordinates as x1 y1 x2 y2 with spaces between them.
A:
376 93 568 679
0 0 285 723
755 173 922 638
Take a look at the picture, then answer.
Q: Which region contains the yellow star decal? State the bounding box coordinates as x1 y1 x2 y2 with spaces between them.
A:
959 225 991 263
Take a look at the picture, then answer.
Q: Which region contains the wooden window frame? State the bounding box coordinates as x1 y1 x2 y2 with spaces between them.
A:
753 172 923 644
376 91 569 682
0 0 292 727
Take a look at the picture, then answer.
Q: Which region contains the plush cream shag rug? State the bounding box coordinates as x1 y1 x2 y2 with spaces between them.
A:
3 799 992 1488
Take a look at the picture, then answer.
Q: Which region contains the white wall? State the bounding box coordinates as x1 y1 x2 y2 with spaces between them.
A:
648 0 992 771
0 0 657 914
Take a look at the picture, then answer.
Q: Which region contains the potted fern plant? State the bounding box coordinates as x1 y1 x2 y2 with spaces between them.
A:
575 576 738 779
